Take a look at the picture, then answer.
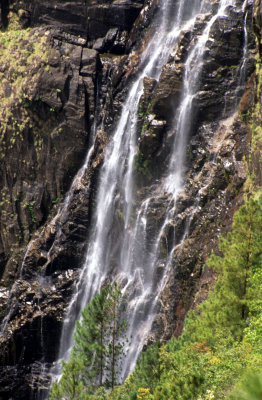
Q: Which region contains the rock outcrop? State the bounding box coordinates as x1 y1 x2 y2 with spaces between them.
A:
7 0 145 53
0 26 101 282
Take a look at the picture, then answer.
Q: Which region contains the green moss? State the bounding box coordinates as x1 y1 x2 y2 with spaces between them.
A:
0 24 50 118
23 202 36 223
134 149 152 179
243 62 262 192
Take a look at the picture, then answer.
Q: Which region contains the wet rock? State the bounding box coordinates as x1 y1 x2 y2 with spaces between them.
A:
239 71 256 113
152 63 183 121
139 117 166 156
129 0 160 49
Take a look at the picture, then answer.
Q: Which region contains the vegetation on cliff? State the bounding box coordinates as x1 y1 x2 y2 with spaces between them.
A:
48 59 262 399
101 58 262 400
48 191 262 400
102 60 262 400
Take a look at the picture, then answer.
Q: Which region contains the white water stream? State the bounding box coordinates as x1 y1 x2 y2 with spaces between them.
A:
54 0 240 384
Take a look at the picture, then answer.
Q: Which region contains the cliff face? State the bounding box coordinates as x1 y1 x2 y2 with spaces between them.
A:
0 0 260 398
6 0 145 43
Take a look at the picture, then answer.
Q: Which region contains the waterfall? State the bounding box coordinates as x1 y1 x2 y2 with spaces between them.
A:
237 0 250 97
0 0 254 394
55 0 207 377
48 0 246 390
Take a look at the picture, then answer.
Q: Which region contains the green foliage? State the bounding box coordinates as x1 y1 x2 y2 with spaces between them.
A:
200 196 262 341
157 195 262 400
104 342 161 400
49 283 128 399
52 196 61 205
0 25 50 114
244 265 262 345
104 195 262 400
105 282 128 389
229 373 262 400
134 149 152 179
23 202 36 223
73 286 111 388
49 358 88 400
50 194 262 400
129 341 161 393
20 91 31 108
243 62 262 193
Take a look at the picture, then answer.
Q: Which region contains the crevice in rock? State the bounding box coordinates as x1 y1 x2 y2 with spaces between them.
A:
39 191 50 227
14 192 24 245
63 74 72 104
1 0 9 28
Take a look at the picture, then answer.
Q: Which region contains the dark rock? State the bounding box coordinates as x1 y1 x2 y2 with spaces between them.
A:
152 63 182 120
0 0 9 28
0 26 103 278
10 0 145 51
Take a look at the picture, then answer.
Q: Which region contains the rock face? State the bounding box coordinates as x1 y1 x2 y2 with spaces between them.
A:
0 26 101 284
0 0 260 398
8 0 145 53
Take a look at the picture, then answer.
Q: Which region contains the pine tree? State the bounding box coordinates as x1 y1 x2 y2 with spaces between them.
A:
128 341 161 392
152 196 262 400
201 197 262 340
230 373 262 400
49 283 128 398
105 282 128 390
73 286 111 388
49 357 87 400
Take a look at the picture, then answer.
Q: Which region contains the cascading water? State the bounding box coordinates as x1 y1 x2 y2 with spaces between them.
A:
236 0 250 98
165 0 234 193
131 0 240 377
55 0 207 378
46 0 250 391
53 0 237 380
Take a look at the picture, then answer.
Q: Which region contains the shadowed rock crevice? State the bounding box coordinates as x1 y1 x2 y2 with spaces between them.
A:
0 0 9 28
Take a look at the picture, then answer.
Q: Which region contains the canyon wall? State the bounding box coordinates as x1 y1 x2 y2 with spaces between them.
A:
0 0 261 398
